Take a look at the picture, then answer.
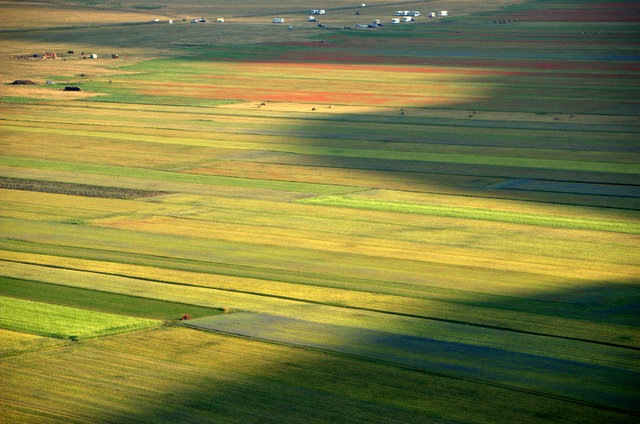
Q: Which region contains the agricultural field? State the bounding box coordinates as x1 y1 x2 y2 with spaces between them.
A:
1 0 639 422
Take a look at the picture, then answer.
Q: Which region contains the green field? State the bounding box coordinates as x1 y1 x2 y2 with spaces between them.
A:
0 296 161 340
1 0 639 422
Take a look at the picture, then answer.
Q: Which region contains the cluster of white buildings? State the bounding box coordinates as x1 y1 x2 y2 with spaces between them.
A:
394 11 421 17
391 10 447 23
272 6 449 26
432 11 448 17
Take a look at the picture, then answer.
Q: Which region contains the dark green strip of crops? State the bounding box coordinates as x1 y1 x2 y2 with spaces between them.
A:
0 276 221 320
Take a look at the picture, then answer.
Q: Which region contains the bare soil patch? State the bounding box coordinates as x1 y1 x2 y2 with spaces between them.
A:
0 177 168 199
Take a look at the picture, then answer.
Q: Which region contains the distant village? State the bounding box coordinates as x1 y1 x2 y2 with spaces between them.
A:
13 50 113 61
11 5 451 64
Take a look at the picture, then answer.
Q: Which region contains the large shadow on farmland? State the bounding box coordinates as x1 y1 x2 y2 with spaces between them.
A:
83 280 640 423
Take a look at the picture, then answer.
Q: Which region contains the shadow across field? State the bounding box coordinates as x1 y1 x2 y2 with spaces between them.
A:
183 302 640 413
86 282 640 423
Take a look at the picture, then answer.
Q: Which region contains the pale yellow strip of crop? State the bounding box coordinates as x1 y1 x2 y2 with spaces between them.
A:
2 3 158 30
158 191 639 239
156 192 639 268
92 215 640 282
0 328 64 358
0 189 163 221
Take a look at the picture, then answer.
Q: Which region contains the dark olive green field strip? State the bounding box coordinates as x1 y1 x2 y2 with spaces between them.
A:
0 276 221 320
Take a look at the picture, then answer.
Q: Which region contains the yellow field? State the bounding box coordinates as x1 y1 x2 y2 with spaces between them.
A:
0 328 64 357
4 325 625 423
